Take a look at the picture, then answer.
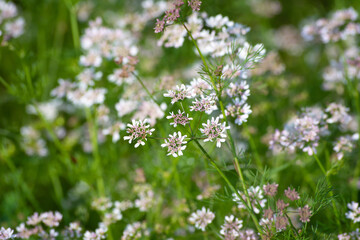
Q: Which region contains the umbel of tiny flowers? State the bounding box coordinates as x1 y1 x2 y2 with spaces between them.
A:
299 205 312 223
163 84 193 104
161 131 187 157
124 119 155 148
189 207 215 231
232 186 267 214
200 116 230 148
263 183 279 197
0 227 14 240
284 187 300 201
220 215 243 238
166 110 193 127
346 201 360 223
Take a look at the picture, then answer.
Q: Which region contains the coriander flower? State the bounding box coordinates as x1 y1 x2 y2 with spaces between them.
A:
124 119 155 148
346 201 360 223
154 18 165 33
226 98 252 125
189 207 215 231
232 186 267 214
0 227 14 240
200 117 230 147
166 110 193 127
122 222 149 240
40 211 63 227
220 215 243 238
164 84 194 104
188 0 202 11
190 94 217 114
263 183 279 197
226 81 250 101
161 131 187 157
299 205 312 223
102 122 125 143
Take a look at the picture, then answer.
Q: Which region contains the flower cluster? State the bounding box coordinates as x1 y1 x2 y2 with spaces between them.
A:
200 117 230 148
301 8 360 93
161 131 187 157
20 126 48 157
269 103 358 157
302 7 359 43
0 228 13 240
51 17 139 108
124 119 155 148
134 184 156 212
338 229 360 240
346 201 360 224
0 0 24 44
260 183 312 235
164 84 194 104
121 222 149 240
219 215 243 239
167 110 193 127
232 186 267 214
154 0 202 34
188 207 215 231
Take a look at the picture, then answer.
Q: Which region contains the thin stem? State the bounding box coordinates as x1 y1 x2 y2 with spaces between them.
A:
193 139 263 235
133 72 158 104
64 0 80 51
85 108 105 196
285 213 299 237
183 22 263 235
0 149 40 210
313 153 341 230
243 123 263 170
34 104 72 169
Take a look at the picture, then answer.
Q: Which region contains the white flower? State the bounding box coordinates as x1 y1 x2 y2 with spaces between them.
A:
77 68 102 90
115 99 138 117
121 222 149 240
189 207 215 231
164 84 194 104
102 122 125 143
232 186 267 214
40 211 63 227
346 201 360 223
80 51 102 67
161 131 187 157
220 215 243 238
0 227 14 240
206 14 234 29
166 110 193 127
157 24 187 48
200 117 230 147
51 79 75 98
124 119 155 148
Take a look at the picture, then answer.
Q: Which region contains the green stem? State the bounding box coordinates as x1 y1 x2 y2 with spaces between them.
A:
243 123 263 170
313 153 341 230
64 0 80 50
34 104 72 170
184 22 263 235
1 150 40 210
133 73 158 104
193 139 263 235
85 108 105 196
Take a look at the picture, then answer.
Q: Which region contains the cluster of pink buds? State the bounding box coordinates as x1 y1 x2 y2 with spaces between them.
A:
124 119 155 148
154 0 202 33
